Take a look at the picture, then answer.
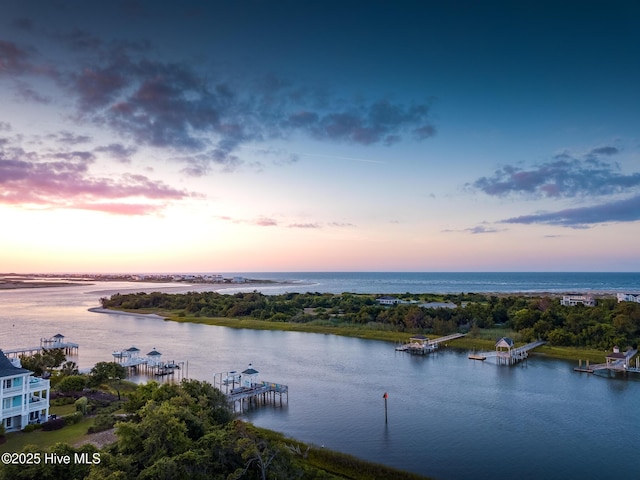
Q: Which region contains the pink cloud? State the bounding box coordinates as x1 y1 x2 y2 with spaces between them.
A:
0 155 193 215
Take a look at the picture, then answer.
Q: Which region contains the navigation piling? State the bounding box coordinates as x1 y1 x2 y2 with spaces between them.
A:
383 392 388 424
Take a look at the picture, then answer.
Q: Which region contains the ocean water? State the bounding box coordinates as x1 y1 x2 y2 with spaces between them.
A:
2 275 640 479
218 271 640 295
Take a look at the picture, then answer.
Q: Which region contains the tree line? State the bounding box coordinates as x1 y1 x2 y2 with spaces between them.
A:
101 291 640 350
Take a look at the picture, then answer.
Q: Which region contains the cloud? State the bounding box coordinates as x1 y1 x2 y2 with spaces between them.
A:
0 148 193 215
285 100 435 146
288 223 320 229
253 217 278 227
465 226 502 234
94 143 137 163
500 194 640 227
471 148 640 199
0 40 31 75
2 32 436 172
50 131 92 145
442 225 503 234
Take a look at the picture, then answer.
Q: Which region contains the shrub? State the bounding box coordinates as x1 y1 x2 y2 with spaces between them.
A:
75 396 88 415
87 414 117 434
22 424 38 433
42 417 66 431
64 412 83 426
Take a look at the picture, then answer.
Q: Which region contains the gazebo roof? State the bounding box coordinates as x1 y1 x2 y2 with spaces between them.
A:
242 368 259 375
606 352 626 359
126 346 140 352
53 333 65 338
495 337 514 348
147 350 162 356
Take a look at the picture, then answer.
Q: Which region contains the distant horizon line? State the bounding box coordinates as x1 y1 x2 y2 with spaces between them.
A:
3 271 639 276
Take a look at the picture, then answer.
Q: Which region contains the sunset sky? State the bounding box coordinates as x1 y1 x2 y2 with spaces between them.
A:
1 1 639 273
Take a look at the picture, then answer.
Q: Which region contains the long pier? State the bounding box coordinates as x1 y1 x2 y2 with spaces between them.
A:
396 333 466 355
3 334 79 358
497 340 546 365
469 339 546 365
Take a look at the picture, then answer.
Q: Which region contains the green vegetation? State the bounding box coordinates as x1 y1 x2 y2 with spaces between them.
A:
0 380 429 479
102 290 640 361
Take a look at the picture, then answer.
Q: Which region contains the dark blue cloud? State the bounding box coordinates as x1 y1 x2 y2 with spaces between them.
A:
501 194 640 228
2 30 436 172
471 149 640 199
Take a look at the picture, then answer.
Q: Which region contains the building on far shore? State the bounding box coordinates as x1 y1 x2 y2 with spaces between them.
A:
377 296 401 305
0 350 50 432
560 294 596 307
617 293 640 304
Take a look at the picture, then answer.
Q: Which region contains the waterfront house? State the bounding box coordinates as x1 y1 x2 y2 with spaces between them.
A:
560 295 596 307
0 350 50 432
617 293 640 304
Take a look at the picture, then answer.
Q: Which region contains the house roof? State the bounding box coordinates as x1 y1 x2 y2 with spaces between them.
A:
0 350 32 378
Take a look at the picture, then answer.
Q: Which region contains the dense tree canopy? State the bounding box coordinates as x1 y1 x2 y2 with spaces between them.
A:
102 291 640 350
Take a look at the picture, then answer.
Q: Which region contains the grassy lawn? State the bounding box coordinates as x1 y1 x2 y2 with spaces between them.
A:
0 417 95 453
49 403 77 417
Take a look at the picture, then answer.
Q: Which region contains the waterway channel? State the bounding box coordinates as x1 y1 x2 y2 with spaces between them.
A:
1 282 639 479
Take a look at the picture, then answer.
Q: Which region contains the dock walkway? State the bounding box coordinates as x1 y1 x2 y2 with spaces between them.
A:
213 370 288 412
4 335 79 358
574 349 639 374
469 339 546 365
396 333 466 355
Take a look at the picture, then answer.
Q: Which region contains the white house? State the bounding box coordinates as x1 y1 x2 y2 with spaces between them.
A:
617 293 640 304
560 295 596 307
377 296 401 305
1 350 50 432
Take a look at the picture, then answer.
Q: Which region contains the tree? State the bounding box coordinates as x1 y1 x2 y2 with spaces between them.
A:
19 349 66 377
56 375 87 394
89 362 127 399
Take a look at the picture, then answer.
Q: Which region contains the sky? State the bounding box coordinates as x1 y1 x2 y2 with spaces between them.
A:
1 0 639 273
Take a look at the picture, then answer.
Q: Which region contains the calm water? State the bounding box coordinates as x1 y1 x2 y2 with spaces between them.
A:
1 277 639 479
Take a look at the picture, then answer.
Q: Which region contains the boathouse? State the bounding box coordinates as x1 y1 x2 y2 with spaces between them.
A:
146 349 162 367
213 366 288 412
242 364 259 388
496 337 514 364
605 346 635 369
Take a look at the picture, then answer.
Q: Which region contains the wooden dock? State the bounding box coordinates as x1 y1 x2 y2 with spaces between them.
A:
213 370 288 412
474 338 546 365
574 349 639 375
496 339 546 365
396 333 466 355
3 334 79 358
112 346 186 380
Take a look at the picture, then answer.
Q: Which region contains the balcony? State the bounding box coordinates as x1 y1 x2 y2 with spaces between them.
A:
28 377 50 391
